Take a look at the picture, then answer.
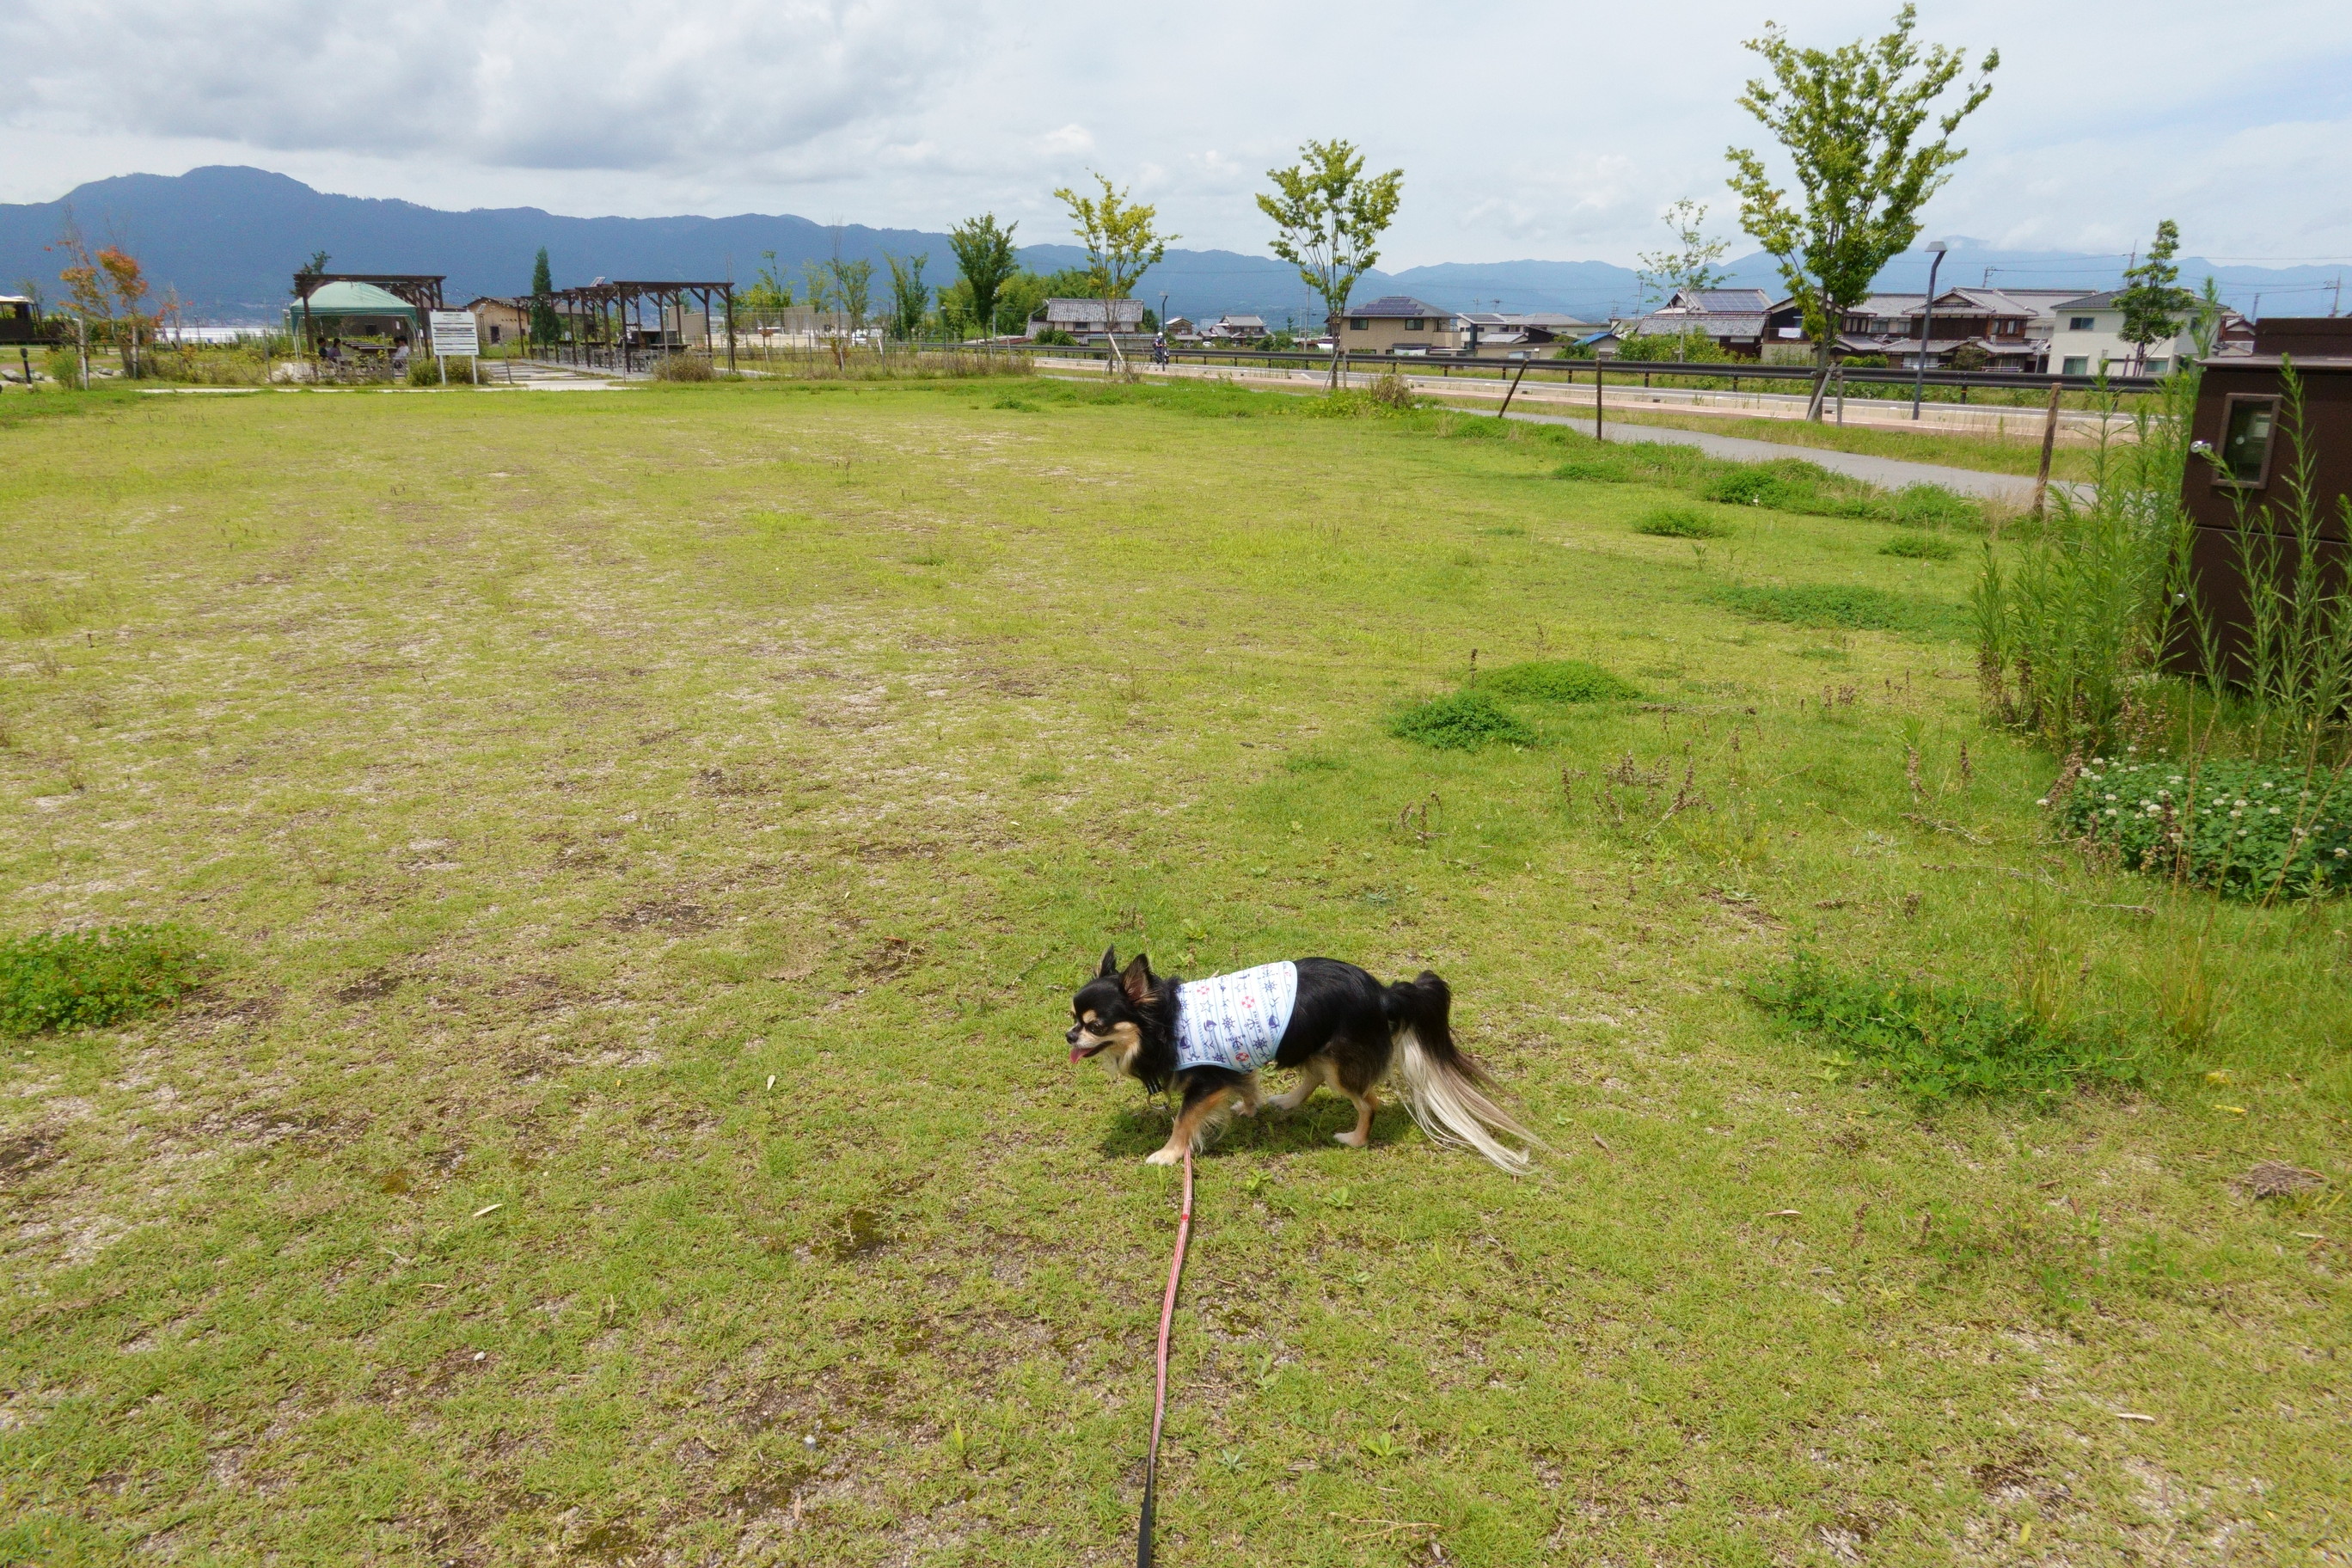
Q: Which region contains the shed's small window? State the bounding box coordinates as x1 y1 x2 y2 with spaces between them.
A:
2220 396 2278 485
2061 356 2088 376
2068 315 2095 331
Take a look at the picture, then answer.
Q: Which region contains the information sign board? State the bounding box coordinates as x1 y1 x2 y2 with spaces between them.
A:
428 310 479 358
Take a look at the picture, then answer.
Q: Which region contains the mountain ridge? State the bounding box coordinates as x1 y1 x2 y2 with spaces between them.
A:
3 166 2337 325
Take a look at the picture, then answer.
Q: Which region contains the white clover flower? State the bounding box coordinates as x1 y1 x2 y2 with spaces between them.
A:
2336 848 2347 859
2270 806 2282 814
2035 798 2049 807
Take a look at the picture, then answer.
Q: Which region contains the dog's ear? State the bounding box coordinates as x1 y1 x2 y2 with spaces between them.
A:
1120 952 1154 1005
1098 946 1120 979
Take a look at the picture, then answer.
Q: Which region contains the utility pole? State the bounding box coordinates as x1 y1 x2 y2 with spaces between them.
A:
1912 240 1949 422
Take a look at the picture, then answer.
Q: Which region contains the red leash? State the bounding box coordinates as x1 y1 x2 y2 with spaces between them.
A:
1137 1146 1193 1567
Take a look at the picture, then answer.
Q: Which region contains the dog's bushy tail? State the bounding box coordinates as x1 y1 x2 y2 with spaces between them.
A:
1382 971 1541 1174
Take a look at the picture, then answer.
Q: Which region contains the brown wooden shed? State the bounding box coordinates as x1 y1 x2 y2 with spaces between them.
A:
2177 318 2352 683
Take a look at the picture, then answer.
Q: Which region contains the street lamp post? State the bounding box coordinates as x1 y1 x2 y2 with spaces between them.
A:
1911 239 1949 422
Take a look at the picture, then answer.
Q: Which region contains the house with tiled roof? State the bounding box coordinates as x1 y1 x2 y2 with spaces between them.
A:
1616 287 1775 358
1341 295 1461 353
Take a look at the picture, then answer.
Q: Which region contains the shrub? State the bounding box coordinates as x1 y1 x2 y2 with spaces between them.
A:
42 346 80 386
1750 950 2142 1104
0 925 218 1036
1884 484 1981 530
1389 690 1537 750
652 352 716 383
2051 756 2352 898
1633 505 1731 540
1032 328 1077 346
1882 533 1960 560
407 354 475 387
1478 659 1641 703
1712 583 1945 634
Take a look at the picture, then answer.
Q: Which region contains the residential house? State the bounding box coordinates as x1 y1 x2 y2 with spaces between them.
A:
1340 296 1461 353
1617 288 1774 358
1161 316 1196 339
2044 291 2248 377
1200 314 1270 341
1032 297 1146 340
464 296 530 346
1455 311 1603 357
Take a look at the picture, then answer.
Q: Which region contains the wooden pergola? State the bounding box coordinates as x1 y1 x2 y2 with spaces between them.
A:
545 280 736 374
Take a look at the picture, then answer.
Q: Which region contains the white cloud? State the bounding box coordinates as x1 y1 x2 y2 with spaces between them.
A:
3 0 2349 266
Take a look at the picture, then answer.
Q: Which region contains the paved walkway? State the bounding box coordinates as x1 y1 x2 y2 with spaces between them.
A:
1498 407 2081 505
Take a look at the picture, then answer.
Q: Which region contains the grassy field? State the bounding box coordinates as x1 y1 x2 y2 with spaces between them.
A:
2 377 2346 1567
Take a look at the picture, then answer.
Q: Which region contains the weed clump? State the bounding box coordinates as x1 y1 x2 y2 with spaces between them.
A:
1751 950 2142 1104
1885 484 1980 530
1389 690 1536 750
1713 583 1951 634
2052 756 2352 898
1479 659 1642 703
0 925 218 1036
1882 533 1961 560
652 353 717 383
1634 505 1732 540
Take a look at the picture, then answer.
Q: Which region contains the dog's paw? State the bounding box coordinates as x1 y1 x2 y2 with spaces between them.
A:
1144 1147 1184 1166
1332 1129 1369 1148
1231 1100 1258 1118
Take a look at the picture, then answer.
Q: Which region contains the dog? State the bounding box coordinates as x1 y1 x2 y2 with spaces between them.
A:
1066 949 1539 1173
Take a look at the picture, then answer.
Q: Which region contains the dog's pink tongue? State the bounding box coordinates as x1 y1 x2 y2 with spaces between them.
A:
1069 1044 1086 1063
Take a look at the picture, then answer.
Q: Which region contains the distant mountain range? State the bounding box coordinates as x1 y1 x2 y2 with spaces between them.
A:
3 166 2342 326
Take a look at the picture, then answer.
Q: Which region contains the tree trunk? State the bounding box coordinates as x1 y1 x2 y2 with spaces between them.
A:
1326 305 1343 391
1804 337 1834 422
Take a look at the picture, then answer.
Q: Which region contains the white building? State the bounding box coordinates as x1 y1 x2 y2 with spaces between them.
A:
2045 291 2218 378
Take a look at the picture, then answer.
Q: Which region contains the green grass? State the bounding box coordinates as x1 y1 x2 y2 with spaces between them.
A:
2 374 2345 1565
1475 658 1643 704
1712 582 1961 636
1631 504 1732 540
1881 531 1963 560
0 925 217 1035
1751 949 2146 1104
1387 690 1537 750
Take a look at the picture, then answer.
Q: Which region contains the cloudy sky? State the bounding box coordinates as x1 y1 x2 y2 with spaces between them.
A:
5 0 2350 269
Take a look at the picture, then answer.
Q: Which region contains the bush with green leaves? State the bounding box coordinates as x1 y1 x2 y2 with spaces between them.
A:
651 352 716 383
1712 583 1955 635
1633 505 1731 540
407 354 475 387
1750 950 2144 1104
2051 756 2352 898
0 925 217 1036
1881 532 1959 560
1387 690 1536 750
1477 659 1643 703
1884 484 1979 530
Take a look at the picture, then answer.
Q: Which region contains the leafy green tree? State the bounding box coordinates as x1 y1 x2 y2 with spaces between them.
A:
1636 199 1731 307
1054 173 1173 364
829 257 875 332
1257 138 1403 387
529 248 559 346
882 252 929 340
994 271 1055 335
1725 4 1997 419
947 214 1020 341
738 248 793 313
2116 219 2198 373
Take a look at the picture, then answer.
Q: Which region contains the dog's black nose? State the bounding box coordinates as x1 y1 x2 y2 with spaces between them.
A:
1065 1024 1082 1045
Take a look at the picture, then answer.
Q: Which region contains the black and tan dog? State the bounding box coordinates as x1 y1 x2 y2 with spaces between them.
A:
1066 949 1538 1173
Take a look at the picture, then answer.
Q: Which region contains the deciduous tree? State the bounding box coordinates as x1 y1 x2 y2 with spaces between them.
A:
1054 173 1172 369
947 214 1020 343
1636 199 1732 307
1725 3 1996 419
1257 139 1402 388
2116 219 2198 374
883 253 928 340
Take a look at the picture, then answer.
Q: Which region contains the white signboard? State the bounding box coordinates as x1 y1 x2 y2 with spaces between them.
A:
428 309 479 357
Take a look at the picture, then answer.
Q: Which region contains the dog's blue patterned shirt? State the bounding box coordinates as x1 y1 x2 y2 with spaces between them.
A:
1173 961 1298 1075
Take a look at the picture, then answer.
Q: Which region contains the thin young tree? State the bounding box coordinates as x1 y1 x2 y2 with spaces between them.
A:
2116 219 2198 376
1635 199 1732 308
1053 173 1173 371
529 248 559 348
1725 3 1997 420
1257 139 1403 389
882 253 929 341
947 214 1020 341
